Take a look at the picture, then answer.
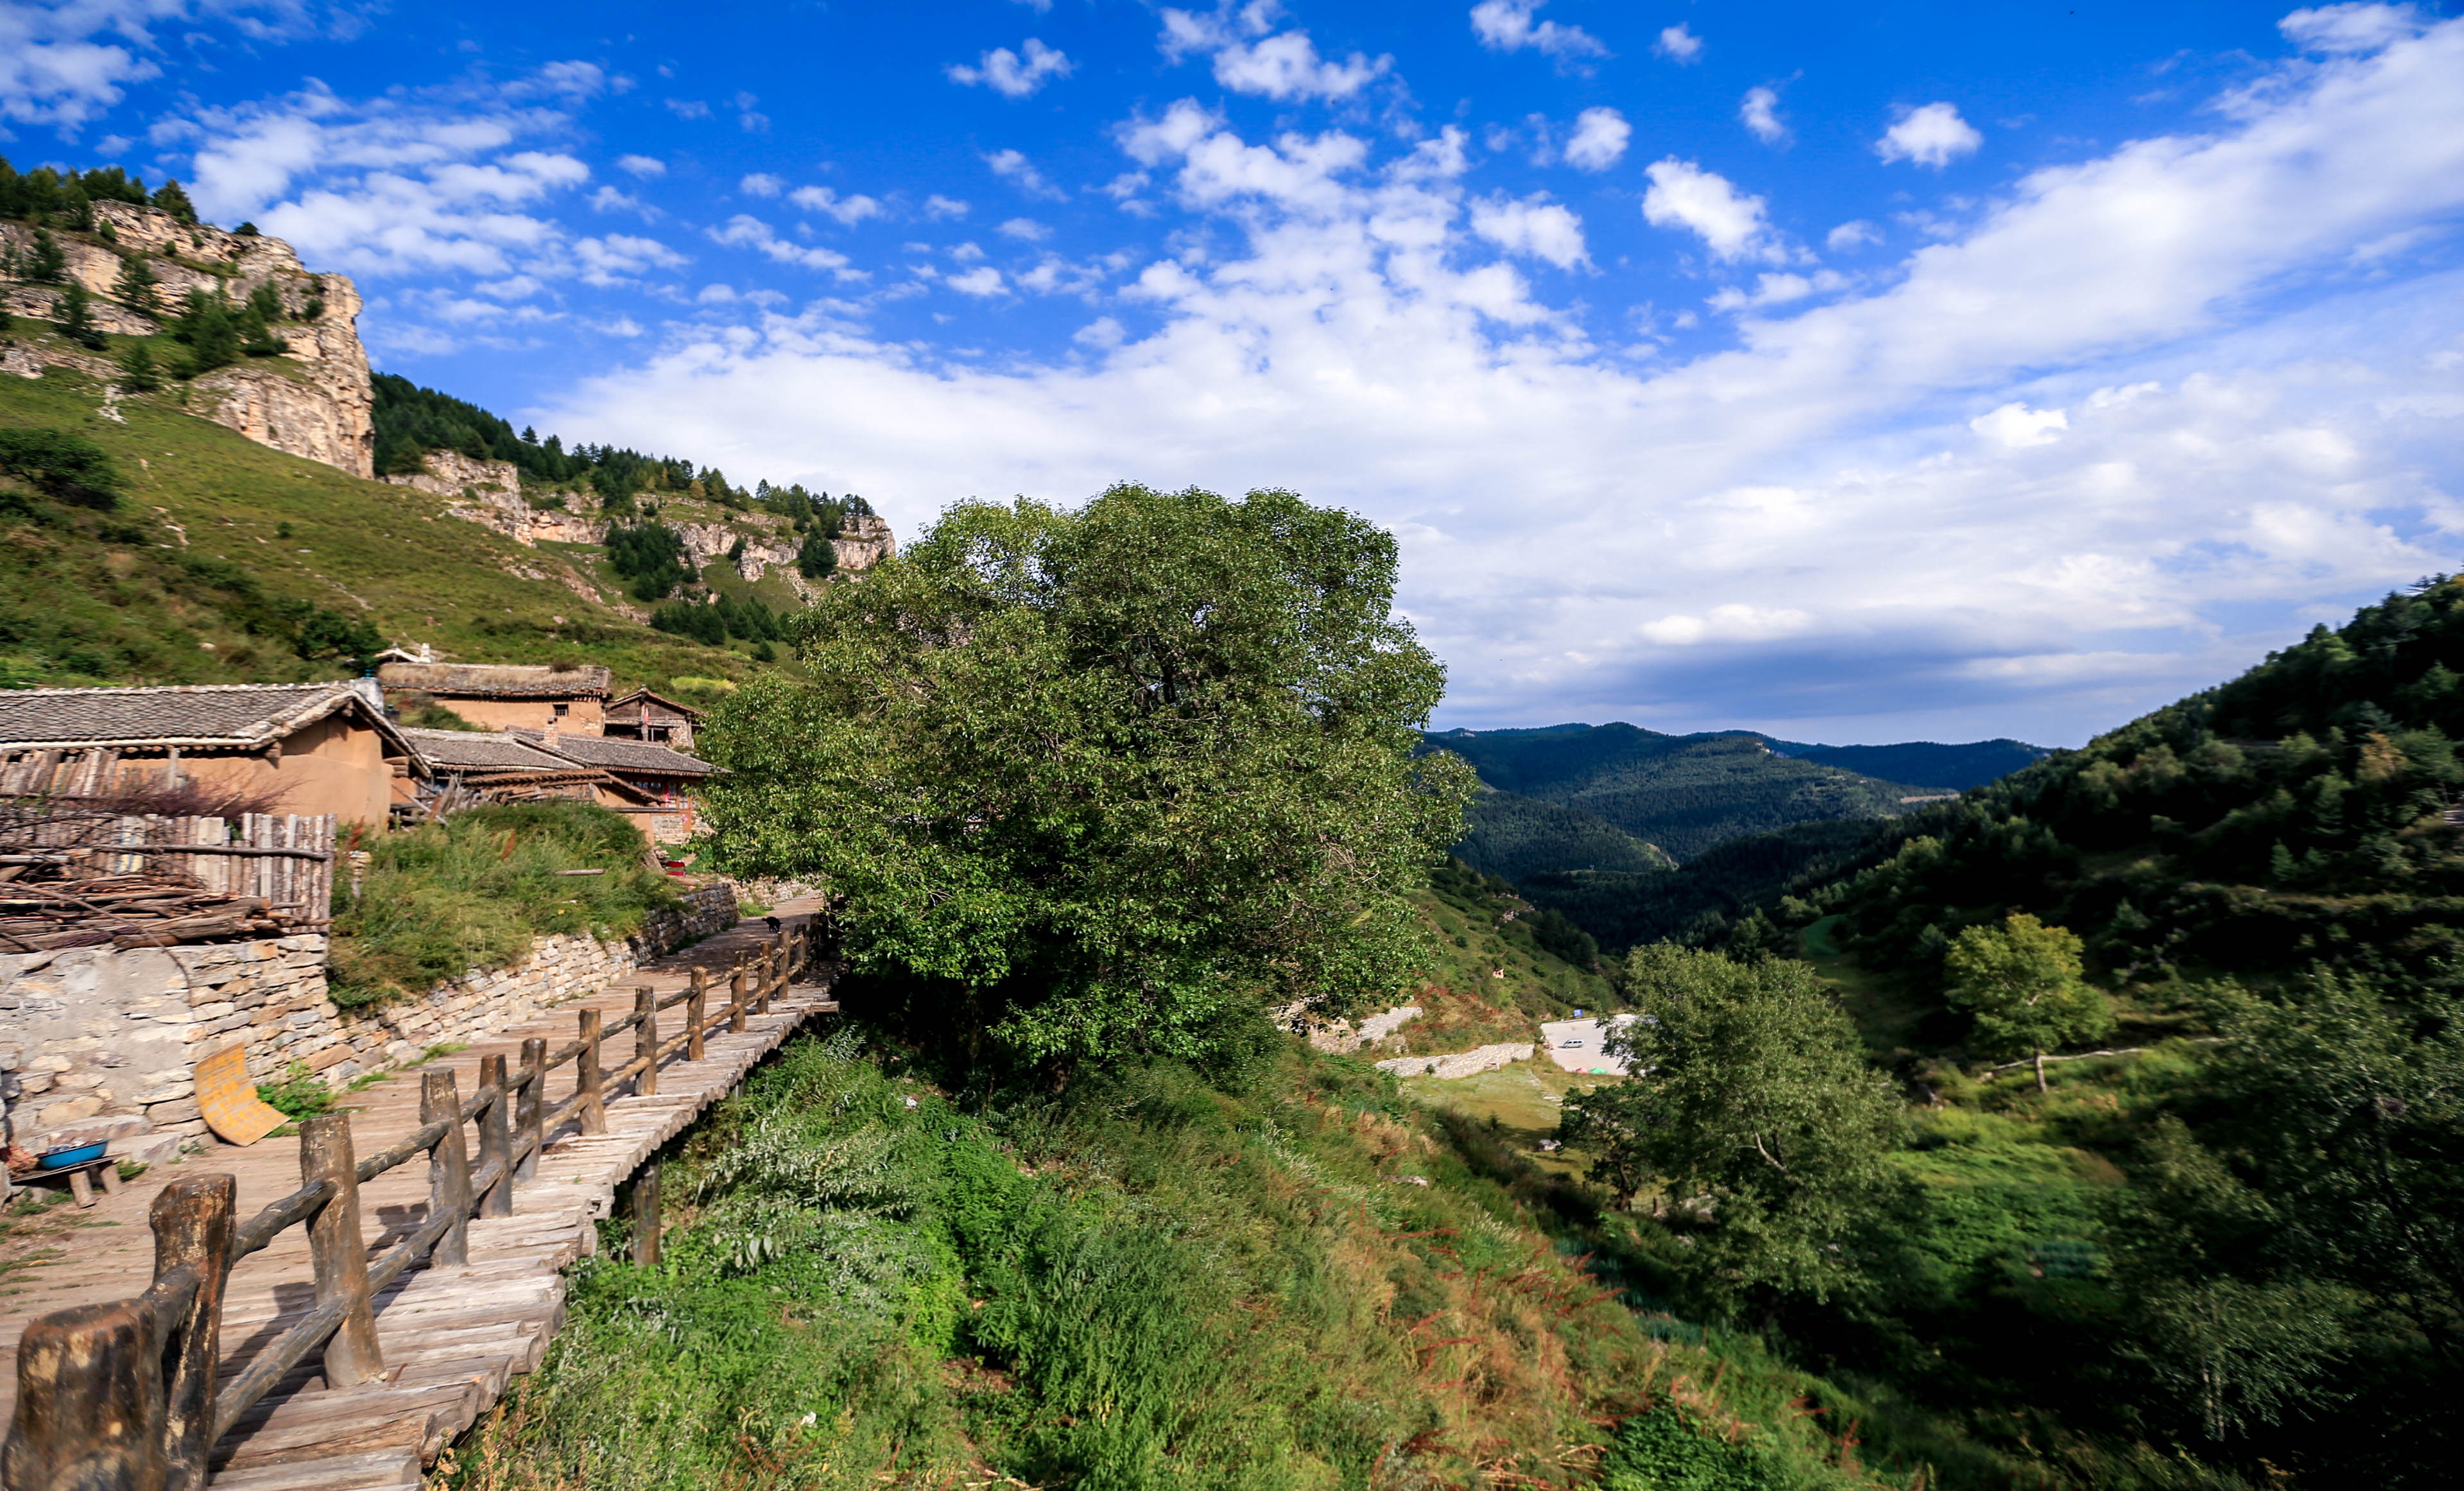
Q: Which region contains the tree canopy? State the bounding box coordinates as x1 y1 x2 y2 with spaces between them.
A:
1942 911 2114 1089
700 484 1474 1069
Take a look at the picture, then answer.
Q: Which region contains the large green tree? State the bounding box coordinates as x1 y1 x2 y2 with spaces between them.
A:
1561 946 1902 1306
702 484 1476 1068
1943 911 2114 1090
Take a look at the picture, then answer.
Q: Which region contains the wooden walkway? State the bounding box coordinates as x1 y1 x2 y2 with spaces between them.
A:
0 902 840 1490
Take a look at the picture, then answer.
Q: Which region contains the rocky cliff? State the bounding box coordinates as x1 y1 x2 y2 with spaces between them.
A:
0 203 375 475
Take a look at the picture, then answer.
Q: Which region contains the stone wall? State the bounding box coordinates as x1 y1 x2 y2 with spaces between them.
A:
0 883 739 1166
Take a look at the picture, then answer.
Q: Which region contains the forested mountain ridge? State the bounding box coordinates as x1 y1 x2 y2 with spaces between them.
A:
1427 721 1925 860
1452 788 1676 882
1777 737 2047 791
1791 579 2464 998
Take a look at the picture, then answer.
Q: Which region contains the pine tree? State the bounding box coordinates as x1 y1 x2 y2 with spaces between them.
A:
237 298 284 357
247 281 283 322
26 228 66 284
111 253 160 316
117 339 160 392
183 299 241 376
150 179 197 225
53 283 107 350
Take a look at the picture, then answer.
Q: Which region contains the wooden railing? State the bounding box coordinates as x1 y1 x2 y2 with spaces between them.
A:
0 925 821 1491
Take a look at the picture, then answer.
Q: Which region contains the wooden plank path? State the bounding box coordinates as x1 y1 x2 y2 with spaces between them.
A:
0 900 840 1490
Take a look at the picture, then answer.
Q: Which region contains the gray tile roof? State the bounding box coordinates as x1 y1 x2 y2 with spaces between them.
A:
397 728 576 771
0 683 392 751
377 662 611 698
532 734 718 777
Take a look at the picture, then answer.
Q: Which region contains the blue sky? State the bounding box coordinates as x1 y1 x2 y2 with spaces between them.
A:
9 1 2464 746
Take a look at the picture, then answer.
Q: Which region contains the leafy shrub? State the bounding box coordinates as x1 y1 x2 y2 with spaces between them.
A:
0 427 123 510
255 1060 336 1119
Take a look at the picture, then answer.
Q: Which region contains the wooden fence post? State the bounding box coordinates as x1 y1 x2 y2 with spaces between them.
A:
154 1174 234 1491
422 1071 471 1268
634 987 658 1096
687 969 707 1061
728 957 746 1034
755 945 773 1015
578 1009 605 1135
3 1300 168 1491
299 1114 383 1388
516 1037 546 1181
630 1164 661 1268
476 1054 512 1220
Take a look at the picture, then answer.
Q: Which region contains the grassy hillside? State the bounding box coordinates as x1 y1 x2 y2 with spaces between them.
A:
1521 818 1899 952
1426 722 1919 861
1453 788 1676 882
448 1030 1949 1491
0 365 761 691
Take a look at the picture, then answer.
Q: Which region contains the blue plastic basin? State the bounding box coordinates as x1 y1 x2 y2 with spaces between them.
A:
37 1142 107 1170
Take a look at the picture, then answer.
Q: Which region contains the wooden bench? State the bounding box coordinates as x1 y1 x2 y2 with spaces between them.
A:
21 1154 126 1209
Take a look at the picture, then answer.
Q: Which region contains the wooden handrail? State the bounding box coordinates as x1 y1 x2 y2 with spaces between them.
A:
4 923 823 1491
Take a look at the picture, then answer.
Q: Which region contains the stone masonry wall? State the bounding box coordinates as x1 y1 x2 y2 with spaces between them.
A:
0 883 739 1166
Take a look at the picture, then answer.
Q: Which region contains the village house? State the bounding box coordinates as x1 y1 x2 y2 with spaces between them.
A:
523 731 720 843
0 682 424 825
375 662 612 734
601 688 703 750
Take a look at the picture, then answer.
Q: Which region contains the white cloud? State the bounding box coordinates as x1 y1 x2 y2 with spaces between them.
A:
924 194 971 219
788 185 883 225
571 232 687 287
708 214 863 279
1470 193 1587 269
616 153 666 177
1971 401 2070 447
542 17 2464 743
2280 3 2429 53
1740 86 1788 144
0 0 339 130
1075 316 1126 347
1641 604 1810 645
947 38 1072 99
986 148 1067 200
1641 158 1784 263
665 98 711 119
1826 220 1881 251
1655 24 1704 63
589 185 655 217
999 217 1050 241
1213 30 1389 100
945 266 1006 296
1468 0 1607 62
739 173 784 197
1563 107 1629 171
1877 103 1983 168
1706 270 1848 313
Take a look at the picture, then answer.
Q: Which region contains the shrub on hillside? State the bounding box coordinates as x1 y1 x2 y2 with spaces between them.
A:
0 427 122 510
329 801 678 1004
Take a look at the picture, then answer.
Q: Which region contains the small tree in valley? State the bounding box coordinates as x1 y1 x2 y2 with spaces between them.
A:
1943 911 2114 1091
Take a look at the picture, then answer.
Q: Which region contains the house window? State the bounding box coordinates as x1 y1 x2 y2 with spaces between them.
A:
553 703 569 718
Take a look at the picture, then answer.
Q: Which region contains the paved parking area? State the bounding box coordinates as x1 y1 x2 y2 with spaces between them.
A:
1537 1015 1636 1075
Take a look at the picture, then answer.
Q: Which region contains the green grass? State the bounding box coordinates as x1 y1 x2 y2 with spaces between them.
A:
0 363 761 692
449 1032 1920 1491
329 801 679 1004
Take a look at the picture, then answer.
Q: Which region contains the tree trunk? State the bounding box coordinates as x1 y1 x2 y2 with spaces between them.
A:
2034 1049 2049 1094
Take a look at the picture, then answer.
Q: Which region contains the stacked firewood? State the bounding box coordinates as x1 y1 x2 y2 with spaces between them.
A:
0 865 286 952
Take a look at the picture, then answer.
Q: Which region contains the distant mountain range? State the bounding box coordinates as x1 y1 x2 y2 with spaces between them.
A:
1427 723 2046 870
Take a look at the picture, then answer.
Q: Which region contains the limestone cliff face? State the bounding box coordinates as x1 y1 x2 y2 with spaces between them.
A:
0 203 375 476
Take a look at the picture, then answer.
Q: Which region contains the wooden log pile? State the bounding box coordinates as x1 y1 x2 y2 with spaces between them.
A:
0 869 288 952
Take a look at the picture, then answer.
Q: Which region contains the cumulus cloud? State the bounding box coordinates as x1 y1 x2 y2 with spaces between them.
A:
0 0 342 130
1641 158 1784 263
616 153 666 177
999 216 1050 240
1159 6 1391 101
539 17 2464 743
739 173 783 197
788 185 883 225
709 214 863 279
1740 86 1788 144
985 147 1067 200
1826 220 1880 251
945 266 1005 296
571 232 688 286
1468 0 1607 62
2280 3 2429 52
1876 103 1983 168
1563 107 1630 171
947 37 1073 99
1655 24 1704 63
1470 193 1588 269
924 194 971 219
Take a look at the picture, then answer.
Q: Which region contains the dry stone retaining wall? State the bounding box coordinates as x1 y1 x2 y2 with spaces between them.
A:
1375 1043 1536 1080
0 883 737 1166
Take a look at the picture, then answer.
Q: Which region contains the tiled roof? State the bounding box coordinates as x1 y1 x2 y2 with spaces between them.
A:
377 662 611 698
0 682 397 751
605 688 702 721
531 734 718 777
397 728 575 771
